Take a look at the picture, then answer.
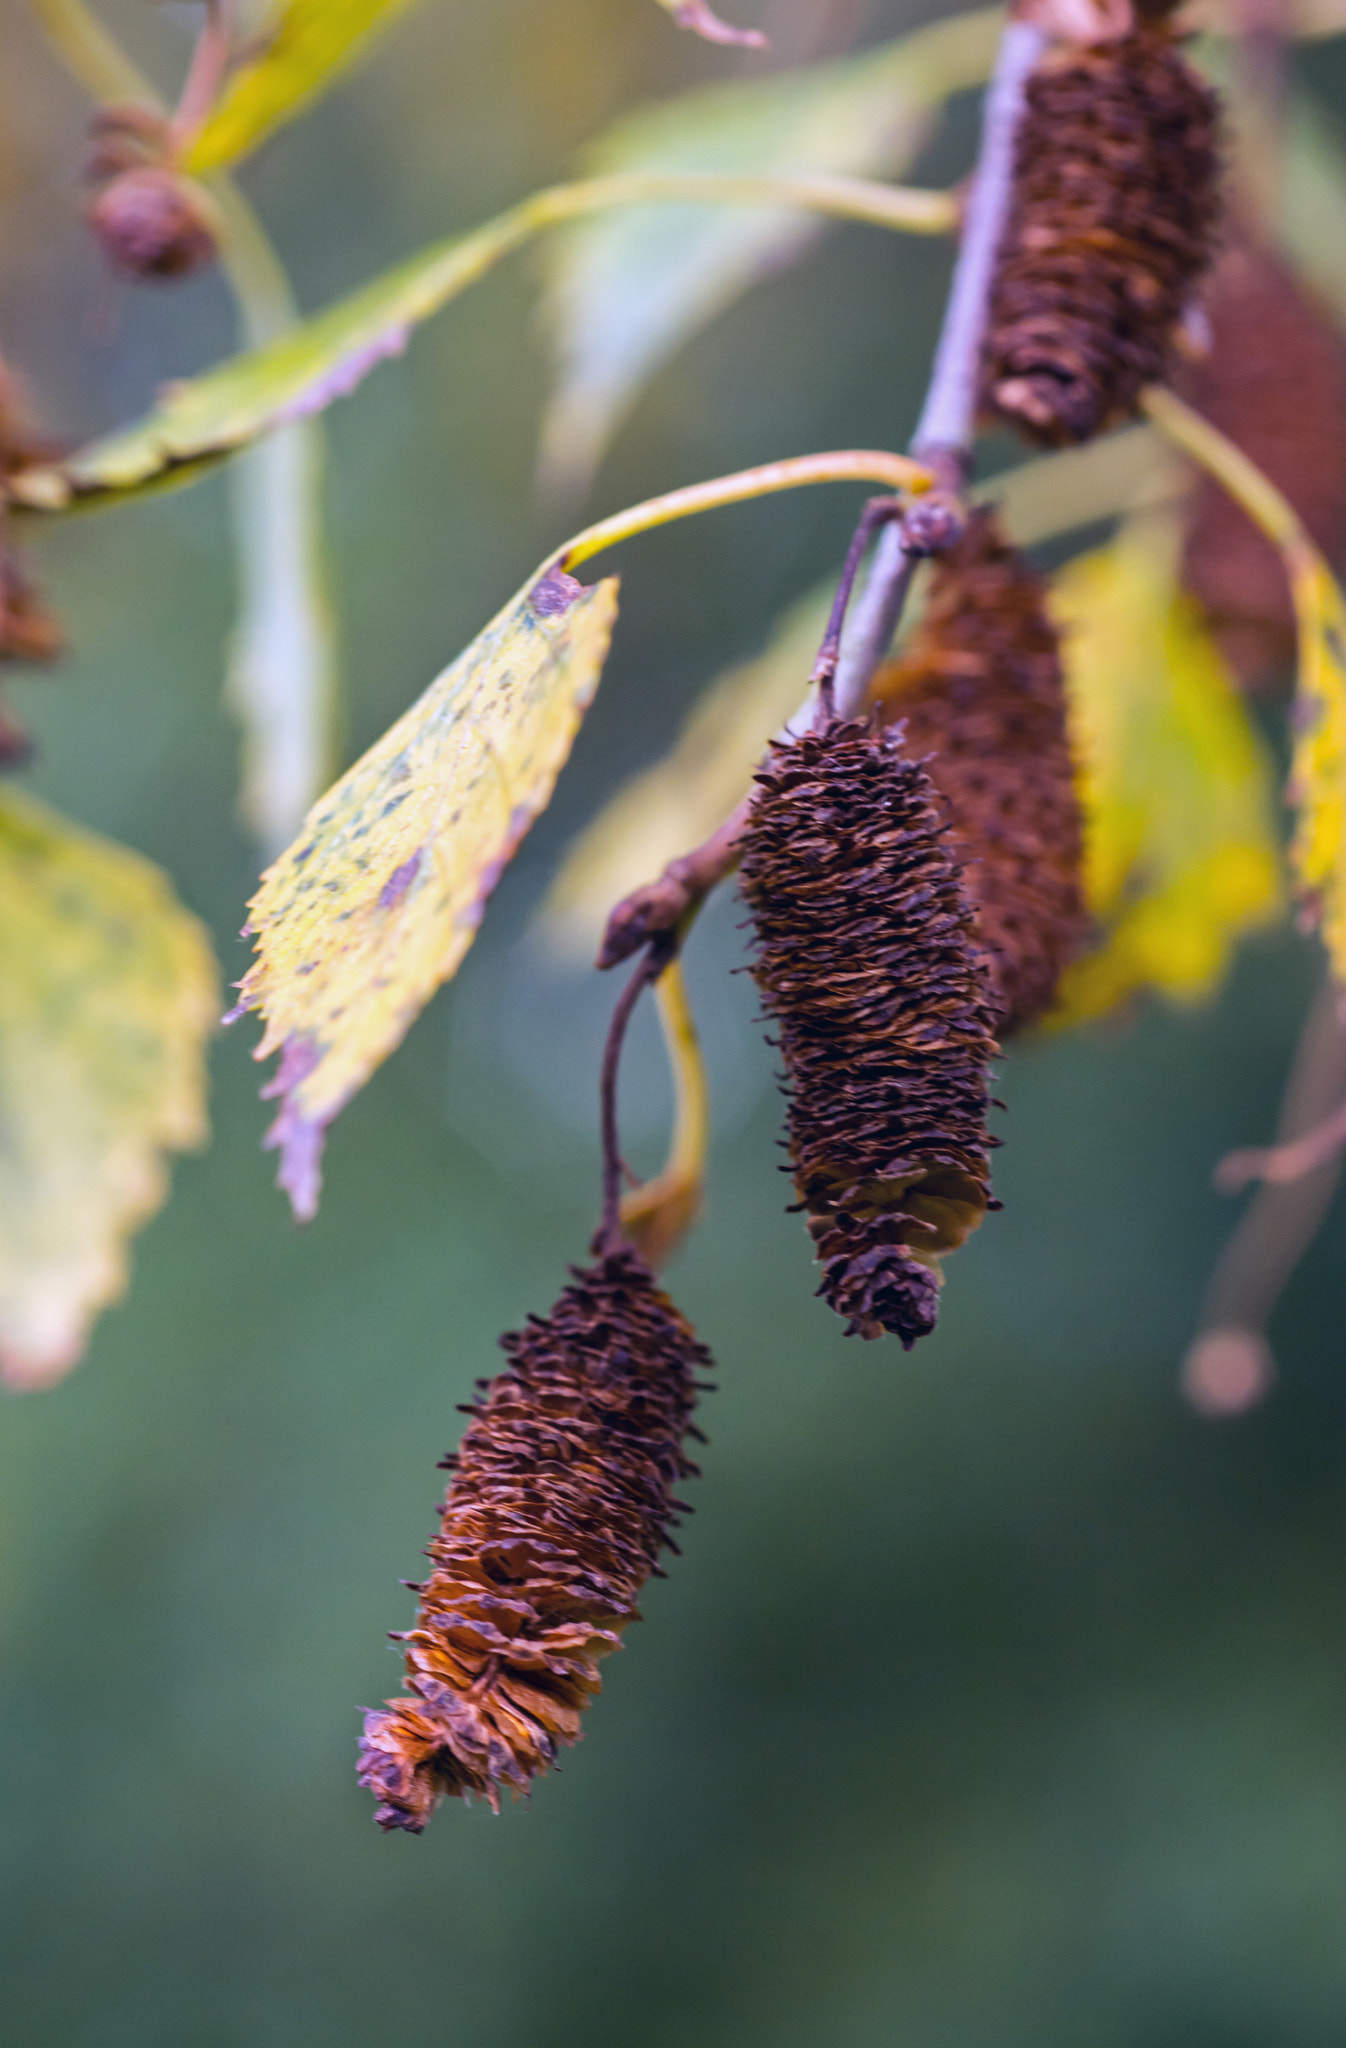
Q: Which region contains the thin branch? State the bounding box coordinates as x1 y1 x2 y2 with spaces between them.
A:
599 796 754 969
910 19 1045 461
833 16 1045 708
809 495 905 716
599 941 676 1253
619 959 712 1265
169 0 235 156
1182 976 1346 1414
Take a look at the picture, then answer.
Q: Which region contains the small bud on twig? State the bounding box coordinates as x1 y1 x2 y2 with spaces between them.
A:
86 167 219 282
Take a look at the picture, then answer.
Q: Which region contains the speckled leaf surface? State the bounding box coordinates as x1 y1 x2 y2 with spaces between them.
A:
0 790 217 1389
232 567 619 1218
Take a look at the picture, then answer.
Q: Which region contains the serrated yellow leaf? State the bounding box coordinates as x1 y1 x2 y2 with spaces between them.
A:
1050 516 1283 1025
1141 388 1346 986
184 0 426 174
233 567 620 1218
0 791 217 1389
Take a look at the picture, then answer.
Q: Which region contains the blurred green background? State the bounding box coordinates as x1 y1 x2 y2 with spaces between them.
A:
2 0 1346 2041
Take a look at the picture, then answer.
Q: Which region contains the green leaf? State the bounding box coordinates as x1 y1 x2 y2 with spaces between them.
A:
537 6 1000 499
0 789 218 1389
232 564 620 1220
184 0 427 173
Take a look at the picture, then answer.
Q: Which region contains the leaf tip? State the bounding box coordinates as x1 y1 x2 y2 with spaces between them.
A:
260 1035 327 1222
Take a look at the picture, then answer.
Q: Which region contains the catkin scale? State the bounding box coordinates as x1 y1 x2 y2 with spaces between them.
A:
982 28 1220 447
739 720 998 1346
871 511 1087 1033
358 1248 708 1829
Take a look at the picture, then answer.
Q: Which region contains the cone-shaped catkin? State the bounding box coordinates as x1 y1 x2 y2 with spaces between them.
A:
739 719 999 1347
871 511 1087 1033
358 1247 709 1829
982 28 1220 447
1178 244 1346 688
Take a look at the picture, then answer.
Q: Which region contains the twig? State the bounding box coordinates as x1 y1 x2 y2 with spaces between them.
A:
169 0 235 156
1215 1091 1346 1191
620 959 712 1265
1182 976 1346 1414
833 17 1046 707
598 16 1045 961
809 495 905 716
599 797 754 969
599 940 676 1253
910 20 1045 462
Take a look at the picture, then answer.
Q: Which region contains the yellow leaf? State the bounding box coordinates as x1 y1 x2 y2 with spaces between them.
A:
1143 387 1346 984
543 581 831 958
233 566 620 1218
184 0 426 174
1050 516 1283 1025
0 790 217 1389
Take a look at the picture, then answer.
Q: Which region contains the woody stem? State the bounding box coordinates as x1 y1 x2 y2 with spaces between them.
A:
834 16 1045 706
599 941 675 1252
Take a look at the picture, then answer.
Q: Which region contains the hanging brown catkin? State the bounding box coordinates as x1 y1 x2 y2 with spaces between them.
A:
739 720 998 1347
359 1247 709 1828
982 27 1220 448
871 510 1087 1034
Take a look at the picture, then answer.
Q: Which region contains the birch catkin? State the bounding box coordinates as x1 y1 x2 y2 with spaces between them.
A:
982 27 1220 447
359 1247 708 1827
739 720 998 1347
872 510 1086 1033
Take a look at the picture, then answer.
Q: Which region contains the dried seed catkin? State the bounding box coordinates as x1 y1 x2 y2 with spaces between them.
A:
739 720 998 1347
359 1247 708 1829
982 28 1220 447
871 511 1087 1033
1179 244 1346 688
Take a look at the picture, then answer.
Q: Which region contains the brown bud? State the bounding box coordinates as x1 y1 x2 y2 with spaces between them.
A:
0 695 32 768
982 27 1221 447
871 510 1087 1033
739 719 999 1347
1178 244 1346 689
358 1247 708 1828
86 168 217 282
81 103 174 185
0 550 62 666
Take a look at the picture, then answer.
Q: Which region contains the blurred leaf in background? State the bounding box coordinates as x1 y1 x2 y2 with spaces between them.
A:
536 5 999 499
0 786 217 1389
1051 515 1284 1025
